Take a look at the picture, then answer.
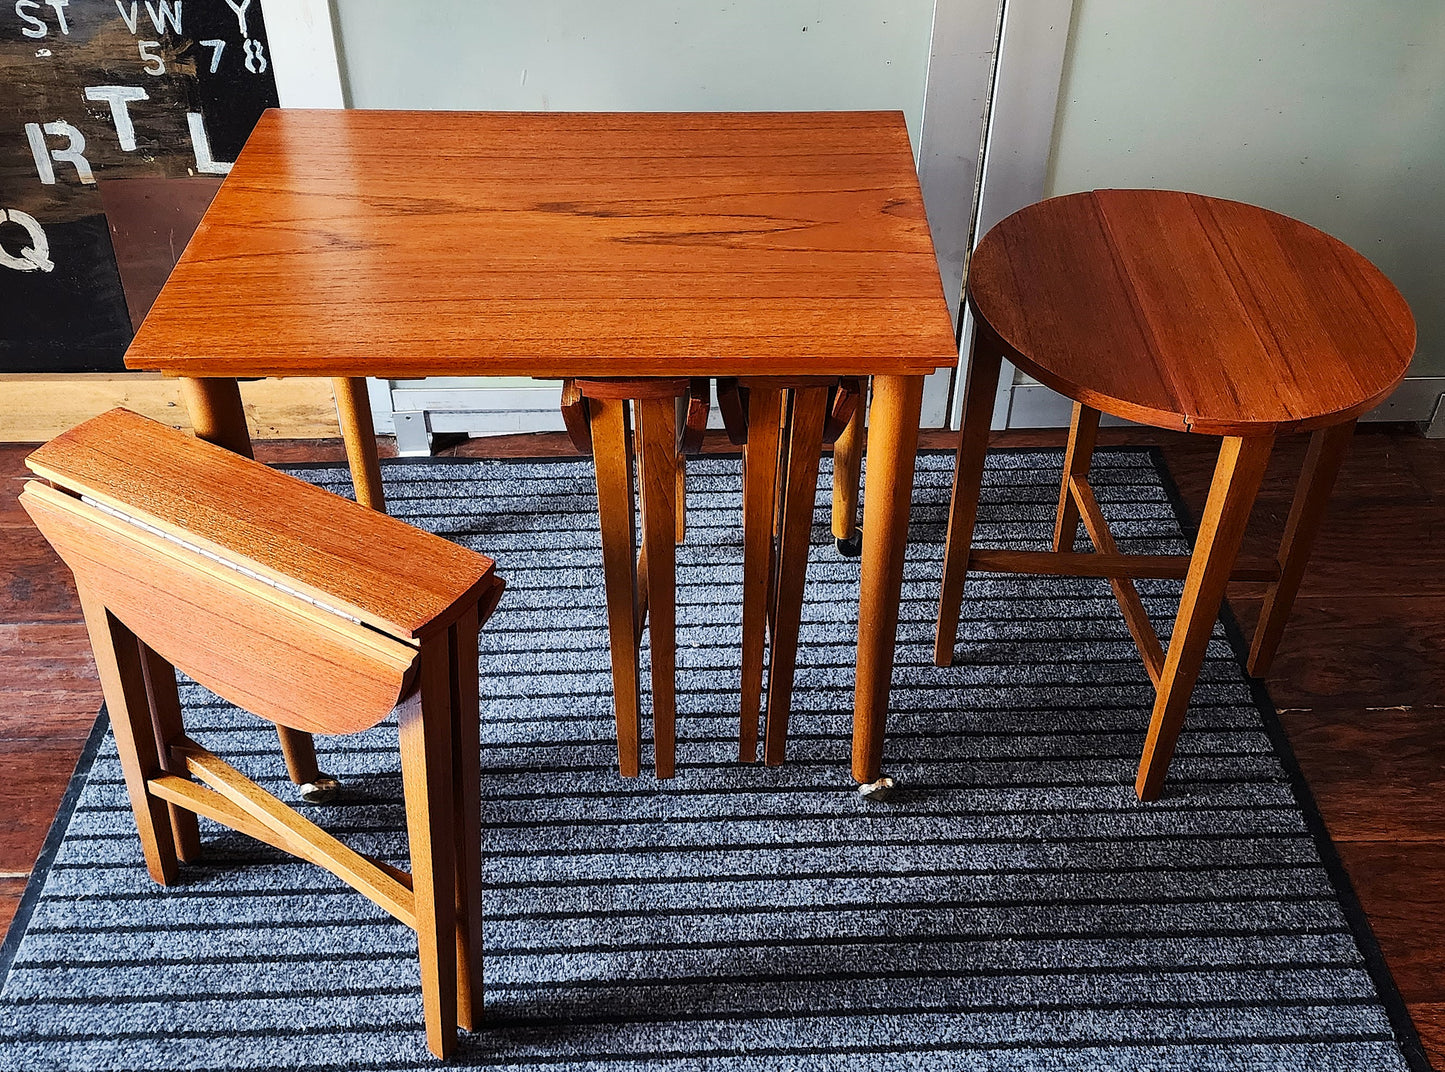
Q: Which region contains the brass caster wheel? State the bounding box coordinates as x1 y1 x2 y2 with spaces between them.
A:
836 533 862 558
298 774 340 804
856 776 895 801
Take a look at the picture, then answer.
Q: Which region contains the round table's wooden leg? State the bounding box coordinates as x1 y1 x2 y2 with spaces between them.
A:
852 374 924 787
934 333 1004 667
180 376 332 798
333 377 387 512
739 386 784 763
1247 421 1355 678
831 398 864 556
1135 434 1275 801
588 396 643 778
1053 402 1101 552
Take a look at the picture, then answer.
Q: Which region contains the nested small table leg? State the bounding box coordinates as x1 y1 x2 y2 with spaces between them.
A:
399 637 460 1059
934 332 1006 667
1247 421 1355 678
1054 402 1101 552
1135 434 1275 801
588 396 644 777
333 376 387 512
739 386 784 763
763 386 830 766
179 376 336 802
831 401 864 557
852 374 925 790
636 397 680 779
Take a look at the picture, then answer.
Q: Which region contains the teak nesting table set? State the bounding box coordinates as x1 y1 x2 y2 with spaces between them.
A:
26 109 1413 1057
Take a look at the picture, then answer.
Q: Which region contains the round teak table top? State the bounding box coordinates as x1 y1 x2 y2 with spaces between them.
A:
967 189 1416 436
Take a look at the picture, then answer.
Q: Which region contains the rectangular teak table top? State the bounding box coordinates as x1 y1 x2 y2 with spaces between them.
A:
126 109 957 379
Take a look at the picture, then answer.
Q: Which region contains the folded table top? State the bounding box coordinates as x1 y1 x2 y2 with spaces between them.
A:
26 408 498 643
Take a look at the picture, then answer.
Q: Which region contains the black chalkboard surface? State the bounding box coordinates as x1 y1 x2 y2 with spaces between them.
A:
0 0 278 372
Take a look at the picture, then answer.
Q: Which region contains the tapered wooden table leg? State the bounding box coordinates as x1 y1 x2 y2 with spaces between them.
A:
589 396 643 777
764 386 829 765
1054 402 1101 552
1135 435 1274 801
139 641 202 862
852 374 925 787
333 376 387 512
831 399 864 556
179 376 333 799
75 584 178 886
399 639 459 1059
738 386 784 762
1247 421 1355 678
636 397 679 779
934 332 1005 667
447 605 483 1031
179 377 254 459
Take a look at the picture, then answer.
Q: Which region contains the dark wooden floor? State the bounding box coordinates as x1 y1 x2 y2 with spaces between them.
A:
2 425 1442 1065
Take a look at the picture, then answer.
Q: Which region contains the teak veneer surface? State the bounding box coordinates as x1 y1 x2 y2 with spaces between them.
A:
968 190 1416 435
21 483 418 736
25 409 496 641
126 109 957 380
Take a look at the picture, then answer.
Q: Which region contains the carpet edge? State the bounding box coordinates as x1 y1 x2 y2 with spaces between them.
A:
1148 444 1433 1072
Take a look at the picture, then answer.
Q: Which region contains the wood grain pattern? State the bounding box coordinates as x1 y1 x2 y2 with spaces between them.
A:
22 480 420 736
830 403 864 543
738 386 783 763
1070 475 1165 685
1053 403 1100 553
636 397 679 779
588 396 642 778
935 332 1005 666
174 741 416 926
1278 708 1445 843
0 737 91 872
139 643 201 863
126 110 957 381
74 587 177 886
968 190 1415 435
1247 421 1356 676
0 373 340 444
447 607 484 1032
1136 436 1275 800
398 639 460 1058
0 878 25 940
176 378 326 789
763 386 829 766
26 408 496 641
852 375 925 784
332 378 386 512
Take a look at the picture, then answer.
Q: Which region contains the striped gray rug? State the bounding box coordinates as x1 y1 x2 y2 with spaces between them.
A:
0 450 1425 1071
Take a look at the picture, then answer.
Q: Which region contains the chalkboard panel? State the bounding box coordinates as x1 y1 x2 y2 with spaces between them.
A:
0 0 279 372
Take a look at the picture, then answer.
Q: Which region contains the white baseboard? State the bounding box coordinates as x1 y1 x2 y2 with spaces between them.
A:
1004 377 1445 431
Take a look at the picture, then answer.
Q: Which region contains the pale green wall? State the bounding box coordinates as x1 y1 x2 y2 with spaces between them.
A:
331 0 936 153
1048 0 1445 374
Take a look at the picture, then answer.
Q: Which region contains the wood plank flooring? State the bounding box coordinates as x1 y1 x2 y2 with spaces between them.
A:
1 423 1441 1067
